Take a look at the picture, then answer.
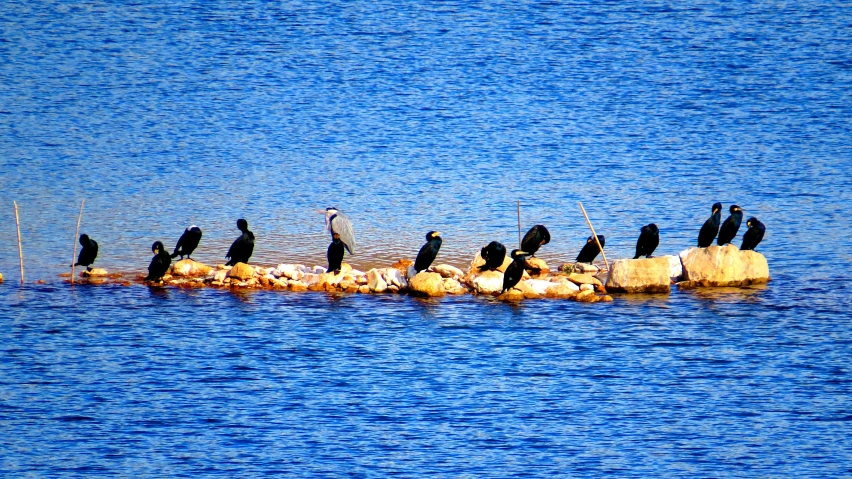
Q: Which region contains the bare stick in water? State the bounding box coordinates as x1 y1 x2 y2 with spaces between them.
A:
517 200 522 249
14 201 24 284
578 202 609 272
71 199 85 284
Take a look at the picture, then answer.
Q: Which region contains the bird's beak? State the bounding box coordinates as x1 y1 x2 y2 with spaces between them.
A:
316 209 326 214
519 251 529 255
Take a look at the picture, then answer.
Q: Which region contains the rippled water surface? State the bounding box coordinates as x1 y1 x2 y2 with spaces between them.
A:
1 1 851 476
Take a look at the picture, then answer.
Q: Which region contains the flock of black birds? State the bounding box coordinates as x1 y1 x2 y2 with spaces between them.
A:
70 203 765 288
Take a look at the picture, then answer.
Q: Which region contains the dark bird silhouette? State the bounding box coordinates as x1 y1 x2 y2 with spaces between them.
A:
327 233 345 274
576 235 605 263
171 225 202 260
740 217 765 251
145 241 171 282
73 234 98 271
414 231 442 273
698 202 723 247
717 205 744 246
501 249 529 294
225 219 255 266
479 241 507 271
521 225 551 258
634 224 659 259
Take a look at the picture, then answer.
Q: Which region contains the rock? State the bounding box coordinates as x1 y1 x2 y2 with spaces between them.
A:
524 257 549 274
525 279 553 296
580 283 595 292
246 278 259 287
289 281 308 292
443 277 466 294
171 259 212 277
567 273 602 287
301 273 321 286
391 259 414 272
355 275 368 285
318 272 344 288
227 262 254 281
406 266 418 280
345 285 359 293
545 282 578 299
387 285 400 293
339 279 355 290
213 269 228 283
256 267 274 277
667 255 684 282
358 285 371 294
350 269 365 277
433 264 464 279
339 262 353 273
551 278 580 291
366 269 388 293
605 256 674 294
312 265 326 274
600 295 614 302
497 288 525 301
679 245 770 287
383 268 408 289
515 280 540 299
408 272 446 297
572 263 599 274
467 251 514 276
82 268 108 277
274 264 302 280
471 270 504 295
576 290 598 302
0 273 3 283
595 283 608 294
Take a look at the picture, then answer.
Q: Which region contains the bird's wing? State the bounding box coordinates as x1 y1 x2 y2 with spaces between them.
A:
331 213 356 255
521 228 537 249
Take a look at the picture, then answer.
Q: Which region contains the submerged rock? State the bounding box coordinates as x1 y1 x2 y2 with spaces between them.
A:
605 256 674 294
82 268 108 277
227 262 254 281
679 245 770 287
409 272 446 297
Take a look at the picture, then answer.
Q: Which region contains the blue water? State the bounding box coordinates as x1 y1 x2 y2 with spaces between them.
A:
1 1 851 476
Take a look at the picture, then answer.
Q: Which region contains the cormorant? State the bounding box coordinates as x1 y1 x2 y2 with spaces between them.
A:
717 205 744 246
576 235 605 263
521 225 551 257
501 249 529 294
327 233 345 274
145 241 171 282
698 202 723 247
73 234 98 271
740 217 765 251
634 224 659 259
414 231 442 273
479 241 507 271
225 218 255 266
322 207 355 255
171 225 202 260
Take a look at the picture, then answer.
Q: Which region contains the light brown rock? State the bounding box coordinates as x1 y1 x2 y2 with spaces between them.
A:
568 273 602 287
524 257 549 274
471 270 504 295
679 245 770 287
576 290 598 302
213 269 228 283
545 283 578 299
82 268 108 277
289 281 308 292
443 278 467 295
358 285 371 294
605 256 673 294
433 264 464 279
408 272 446 297
391 259 414 272
227 262 254 281
497 288 525 301
172 259 213 277
366 268 388 293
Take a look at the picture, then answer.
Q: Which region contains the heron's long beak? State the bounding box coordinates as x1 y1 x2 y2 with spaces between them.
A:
316 209 327 214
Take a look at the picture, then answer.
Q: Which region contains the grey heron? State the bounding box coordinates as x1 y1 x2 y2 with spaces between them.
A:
321 207 356 255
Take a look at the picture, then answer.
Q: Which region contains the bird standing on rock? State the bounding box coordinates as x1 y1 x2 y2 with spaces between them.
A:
717 205 744 246
225 219 254 266
414 231 442 273
321 207 355 255
479 241 507 271
501 249 529 294
521 225 551 258
145 241 171 282
576 235 605 263
634 224 659 259
698 202 723 247
74 234 98 271
171 225 202 260
327 233 345 274
740 217 765 251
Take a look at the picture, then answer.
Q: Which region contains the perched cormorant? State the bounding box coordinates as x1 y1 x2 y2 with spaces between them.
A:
171 225 202 260
479 241 507 271
740 217 765 251
322 207 356 255
414 231 442 273
521 225 551 258
327 233 345 274
145 241 171 282
717 205 744 246
698 202 723 247
634 224 659 259
73 234 98 271
225 218 255 266
501 249 529 294
576 235 605 263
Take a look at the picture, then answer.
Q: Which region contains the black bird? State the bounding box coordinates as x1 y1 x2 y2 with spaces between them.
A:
145 241 171 282
73 234 98 271
327 233 345 274
501 249 529 294
414 231 442 273
521 225 551 258
576 235 605 263
740 217 765 251
225 218 255 266
634 224 659 259
171 225 202 260
479 241 507 271
698 202 723 247
717 205 744 246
